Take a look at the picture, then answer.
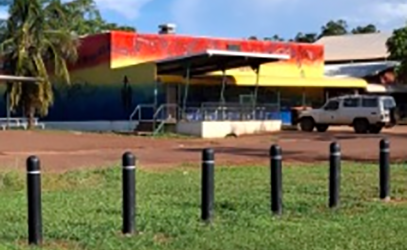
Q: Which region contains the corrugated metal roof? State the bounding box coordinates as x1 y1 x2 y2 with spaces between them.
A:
315 32 392 62
324 61 398 78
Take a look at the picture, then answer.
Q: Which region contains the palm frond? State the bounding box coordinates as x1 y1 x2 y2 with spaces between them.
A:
1 0 80 119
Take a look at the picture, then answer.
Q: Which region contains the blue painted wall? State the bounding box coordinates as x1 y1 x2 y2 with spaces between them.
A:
0 82 167 121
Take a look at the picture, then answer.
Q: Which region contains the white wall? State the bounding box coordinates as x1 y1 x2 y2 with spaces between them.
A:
44 120 138 132
176 120 282 138
43 120 281 137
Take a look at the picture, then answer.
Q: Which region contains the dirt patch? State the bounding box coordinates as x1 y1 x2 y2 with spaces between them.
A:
1 127 407 172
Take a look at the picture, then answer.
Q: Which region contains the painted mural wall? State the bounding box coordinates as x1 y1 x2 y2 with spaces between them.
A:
110 31 324 80
0 31 325 121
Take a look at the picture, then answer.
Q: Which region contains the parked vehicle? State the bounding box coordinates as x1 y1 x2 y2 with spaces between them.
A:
298 95 397 134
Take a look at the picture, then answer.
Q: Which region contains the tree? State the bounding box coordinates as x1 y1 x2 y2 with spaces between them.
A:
386 25 407 82
294 32 318 43
0 0 136 128
0 0 79 128
264 35 284 41
319 19 348 38
59 0 136 35
102 22 135 32
351 24 378 34
248 36 258 40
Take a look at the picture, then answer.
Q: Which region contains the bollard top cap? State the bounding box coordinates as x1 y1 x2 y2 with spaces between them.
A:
380 138 390 148
202 148 214 161
122 151 136 167
26 155 40 172
330 142 340 152
269 144 281 156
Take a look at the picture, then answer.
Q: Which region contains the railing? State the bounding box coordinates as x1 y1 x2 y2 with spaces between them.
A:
0 117 45 130
151 104 182 135
129 103 182 133
184 102 281 121
128 104 156 131
152 103 180 121
153 120 166 136
129 104 156 122
129 102 282 133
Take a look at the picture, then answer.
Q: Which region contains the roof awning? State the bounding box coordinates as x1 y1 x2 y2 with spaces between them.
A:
158 74 368 88
155 49 290 76
217 75 368 88
324 61 398 78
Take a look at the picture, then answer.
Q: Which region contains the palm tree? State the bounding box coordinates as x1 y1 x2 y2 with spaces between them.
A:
0 0 79 128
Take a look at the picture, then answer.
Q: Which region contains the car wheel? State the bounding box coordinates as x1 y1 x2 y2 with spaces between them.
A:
369 125 383 134
353 119 369 134
316 124 329 132
300 117 315 132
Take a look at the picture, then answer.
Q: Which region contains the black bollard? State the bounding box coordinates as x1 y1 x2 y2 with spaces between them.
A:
270 145 282 215
26 156 42 245
329 142 341 208
122 152 136 235
379 138 390 200
201 148 215 222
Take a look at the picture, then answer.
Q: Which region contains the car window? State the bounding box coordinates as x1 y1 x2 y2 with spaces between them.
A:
325 100 339 110
383 98 396 110
343 98 360 108
362 97 378 108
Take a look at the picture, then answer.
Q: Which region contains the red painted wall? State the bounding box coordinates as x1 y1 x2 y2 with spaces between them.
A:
72 31 324 72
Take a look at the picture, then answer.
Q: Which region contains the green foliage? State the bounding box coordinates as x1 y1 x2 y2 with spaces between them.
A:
318 20 378 39
1 164 407 249
255 20 378 43
351 24 379 34
0 0 79 125
0 0 136 127
59 0 136 36
387 25 407 82
293 32 318 43
264 35 284 42
319 19 348 38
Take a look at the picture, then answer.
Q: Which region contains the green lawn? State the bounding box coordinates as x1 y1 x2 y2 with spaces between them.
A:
1 163 407 250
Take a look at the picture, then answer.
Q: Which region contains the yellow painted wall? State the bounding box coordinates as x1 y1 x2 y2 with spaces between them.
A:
65 62 156 85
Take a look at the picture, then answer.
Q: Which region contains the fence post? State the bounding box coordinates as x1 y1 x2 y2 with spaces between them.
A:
270 144 282 215
379 138 390 200
122 152 136 235
329 142 341 208
201 148 214 222
26 156 42 245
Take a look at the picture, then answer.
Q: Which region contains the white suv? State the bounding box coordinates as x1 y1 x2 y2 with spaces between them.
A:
298 95 397 134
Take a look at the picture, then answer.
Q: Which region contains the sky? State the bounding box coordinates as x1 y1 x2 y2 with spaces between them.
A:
0 0 406 39
92 0 407 39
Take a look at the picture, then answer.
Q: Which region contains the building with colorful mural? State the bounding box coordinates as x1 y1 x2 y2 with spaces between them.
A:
0 29 368 133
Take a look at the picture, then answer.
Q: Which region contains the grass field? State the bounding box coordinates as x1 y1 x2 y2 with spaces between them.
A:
1 163 407 250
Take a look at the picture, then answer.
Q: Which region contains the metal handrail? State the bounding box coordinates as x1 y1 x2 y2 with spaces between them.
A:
151 104 181 135
153 120 166 136
129 104 156 122
128 104 156 131
153 103 181 121
182 104 281 121
129 102 282 132
129 105 140 122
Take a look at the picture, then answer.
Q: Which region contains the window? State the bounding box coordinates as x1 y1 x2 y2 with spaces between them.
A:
383 98 396 110
227 44 241 51
325 100 339 110
343 97 360 108
362 97 378 108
